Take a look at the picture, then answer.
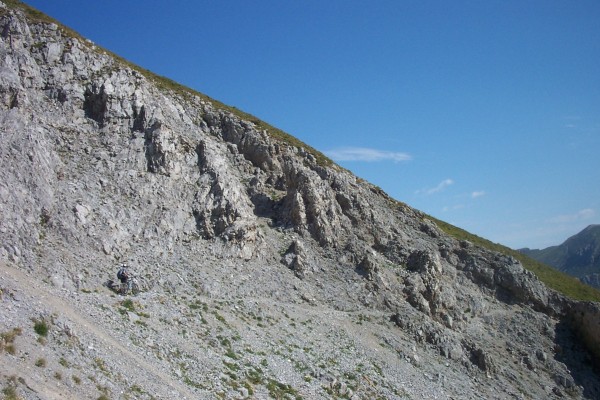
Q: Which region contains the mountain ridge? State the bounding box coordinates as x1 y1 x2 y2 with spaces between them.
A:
520 224 600 289
2 1 600 398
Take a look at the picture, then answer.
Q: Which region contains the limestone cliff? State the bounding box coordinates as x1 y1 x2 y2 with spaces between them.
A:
1 2 600 399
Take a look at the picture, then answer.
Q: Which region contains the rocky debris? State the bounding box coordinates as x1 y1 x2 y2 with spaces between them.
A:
281 239 313 279
1 2 600 399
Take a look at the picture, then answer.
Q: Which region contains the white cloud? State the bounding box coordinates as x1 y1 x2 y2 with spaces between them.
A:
442 204 464 212
325 147 412 163
548 208 596 223
417 179 454 195
471 191 485 198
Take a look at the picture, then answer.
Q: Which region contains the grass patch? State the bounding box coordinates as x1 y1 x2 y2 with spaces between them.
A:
35 357 47 367
429 217 600 302
183 375 205 389
224 348 238 360
121 299 135 311
33 319 49 337
1 385 19 400
243 380 255 396
223 360 240 372
213 311 227 324
94 357 108 373
1 327 22 355
266 378 300 399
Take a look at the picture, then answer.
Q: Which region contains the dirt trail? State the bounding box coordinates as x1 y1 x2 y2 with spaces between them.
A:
0 262 198 399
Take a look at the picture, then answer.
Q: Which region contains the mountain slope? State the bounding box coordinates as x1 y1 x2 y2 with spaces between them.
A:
2 1 600 399
521 225 600 288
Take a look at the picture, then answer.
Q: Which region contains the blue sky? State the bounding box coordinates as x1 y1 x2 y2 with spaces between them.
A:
23 0 600 249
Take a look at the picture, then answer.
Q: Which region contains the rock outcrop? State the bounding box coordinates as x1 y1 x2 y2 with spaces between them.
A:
1 2 600 399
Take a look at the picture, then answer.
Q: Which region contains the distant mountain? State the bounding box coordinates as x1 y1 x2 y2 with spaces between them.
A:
520 225 600 288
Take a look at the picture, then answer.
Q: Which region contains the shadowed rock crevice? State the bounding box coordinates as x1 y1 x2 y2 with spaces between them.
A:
132 104 146 132
83 84 108 127
554 318 600 399
143 121 165 173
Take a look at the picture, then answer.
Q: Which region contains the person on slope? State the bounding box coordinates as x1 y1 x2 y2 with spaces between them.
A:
117 263 132 292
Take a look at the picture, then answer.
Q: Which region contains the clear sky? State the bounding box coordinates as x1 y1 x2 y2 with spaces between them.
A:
23 0 600 250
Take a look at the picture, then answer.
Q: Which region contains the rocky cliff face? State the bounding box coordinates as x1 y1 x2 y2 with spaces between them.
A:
1 2 600 399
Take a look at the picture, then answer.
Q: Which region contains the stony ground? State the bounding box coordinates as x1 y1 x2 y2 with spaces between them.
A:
0 258 575 400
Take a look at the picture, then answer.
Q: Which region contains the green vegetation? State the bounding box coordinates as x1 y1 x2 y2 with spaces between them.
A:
0 327 22 355
120 299 135 312
1 377 22 400
94 357 109 374
266 378 301 399
33 319 49 337
213 311 227 324
430 217 600 302
34 357 47 367
39 208 51 227
1 384 19 400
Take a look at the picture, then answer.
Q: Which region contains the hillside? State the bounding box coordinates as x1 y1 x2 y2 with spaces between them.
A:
2 1 600 399
521 225 600 289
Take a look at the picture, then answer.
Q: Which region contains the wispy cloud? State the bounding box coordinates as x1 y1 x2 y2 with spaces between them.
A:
442 204 464 212
471 190 486 198
417 178 454 195
325 147 412 163
548 208 596 223
563 116 581 129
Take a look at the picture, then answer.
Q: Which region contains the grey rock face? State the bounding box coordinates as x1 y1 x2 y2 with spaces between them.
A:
1 3 600 399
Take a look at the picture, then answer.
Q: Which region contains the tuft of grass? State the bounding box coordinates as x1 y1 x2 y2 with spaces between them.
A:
224 348 238 360
2 384 19 400
94 357 108 373
121 299 135 311
429 216 600 302
266 378 300 399
1 327 22 354
33 320 49 337
35 358 47 367
213 311 227 324
130 385 144 394
223 360 240 372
